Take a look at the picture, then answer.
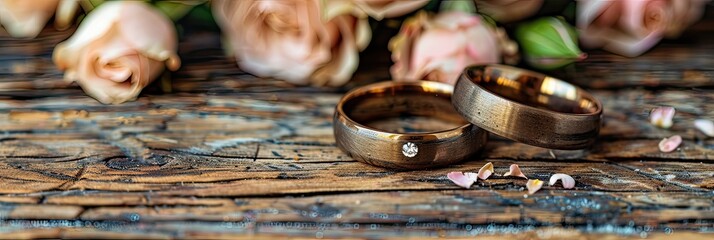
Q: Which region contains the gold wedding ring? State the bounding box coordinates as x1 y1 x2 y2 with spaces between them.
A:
453 65 602 150
333 81 488 169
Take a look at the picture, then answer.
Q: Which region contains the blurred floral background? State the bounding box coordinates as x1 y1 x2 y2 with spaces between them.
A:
0 0 711 104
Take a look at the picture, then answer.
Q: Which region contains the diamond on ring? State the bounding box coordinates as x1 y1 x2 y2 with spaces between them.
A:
402 142 418 157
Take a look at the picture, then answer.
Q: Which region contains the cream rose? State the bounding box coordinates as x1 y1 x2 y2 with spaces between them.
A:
351 0 429 20
577 0 709 57
663 0 711 38
213 0 370 87
53 1 180 104
390 11 512 85
0 0 78 38
474 0 544 23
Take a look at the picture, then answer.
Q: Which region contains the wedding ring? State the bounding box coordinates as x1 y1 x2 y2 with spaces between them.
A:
334 81 488 169
453 65 602 150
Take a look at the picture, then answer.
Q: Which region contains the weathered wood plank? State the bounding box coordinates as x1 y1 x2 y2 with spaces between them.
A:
1 225 708 240
612 161 714 190
2 156 702 195
3 205 83 220
0 190 711 238
0 89 711 165
0 6 713 239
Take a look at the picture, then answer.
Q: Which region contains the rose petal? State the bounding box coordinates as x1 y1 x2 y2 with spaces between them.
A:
658 135 682 153
477 162 494 180
650 106 675 129
694 119 714 137
548 173 575 189
464 172 478 182
447 172 477 189
503 164 528 179
526 179 544 194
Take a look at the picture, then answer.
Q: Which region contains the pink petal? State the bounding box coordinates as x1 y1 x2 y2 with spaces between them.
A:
694 119 714 137
464 172 478 182
447 172 476 189
503 164 528 179
658 135 682 153
477 162 494 180
526 179 544 194
548 174 575 189
650 106 675 129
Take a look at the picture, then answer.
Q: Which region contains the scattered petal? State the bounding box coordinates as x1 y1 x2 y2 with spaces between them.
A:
526 179 544 194
548 174 575 189
650 106 675 129
503 164 528 179
447 172 477 189
477 162 494 180
694 119 714 137
464 172 478 182
658 135 682 153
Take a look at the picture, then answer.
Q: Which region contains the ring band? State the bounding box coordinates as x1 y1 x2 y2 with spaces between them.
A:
453 65 602 150
334 81 488 169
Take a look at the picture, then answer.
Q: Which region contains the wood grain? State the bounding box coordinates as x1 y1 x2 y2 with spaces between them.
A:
0 8 713 239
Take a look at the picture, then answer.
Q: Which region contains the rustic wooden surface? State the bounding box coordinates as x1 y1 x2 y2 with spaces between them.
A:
0 10 713 240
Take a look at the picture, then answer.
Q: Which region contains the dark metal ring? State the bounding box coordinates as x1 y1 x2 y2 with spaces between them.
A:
334 81 488 169
453 65 602 150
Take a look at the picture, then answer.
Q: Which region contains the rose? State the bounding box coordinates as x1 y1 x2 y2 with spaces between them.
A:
52 1 180 104
474 0 544 23
351 0 429 20
389 11 514 85
663 0 711 38
0 0 78 38
577 0 710 57
389 11 514 84
577 0 667 57
212 0 371 87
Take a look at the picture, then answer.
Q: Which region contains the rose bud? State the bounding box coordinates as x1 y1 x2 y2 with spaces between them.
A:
53 1 181 104
577 0 710 57
213 0 371 87
390 11 514 85
0 0 78 38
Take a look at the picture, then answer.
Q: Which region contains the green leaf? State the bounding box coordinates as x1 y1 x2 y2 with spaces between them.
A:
153 1 206 21
440 0 477 14
515 17 584 70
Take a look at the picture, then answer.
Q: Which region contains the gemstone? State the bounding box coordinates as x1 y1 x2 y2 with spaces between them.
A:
402 142 418 157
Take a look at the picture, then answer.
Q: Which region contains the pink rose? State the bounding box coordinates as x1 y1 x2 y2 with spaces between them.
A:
212 0 371 86
474 0 544 23
0 0 78 38
352 0 429 20
53 1 181 104
663 0 711 38
577 0 710 57
390 11 511 85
